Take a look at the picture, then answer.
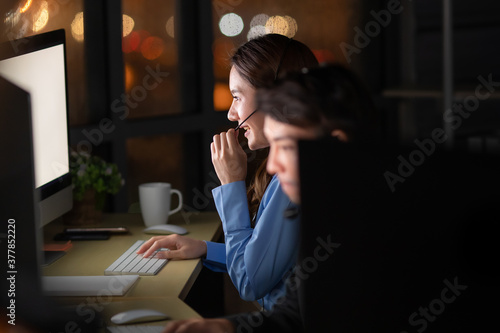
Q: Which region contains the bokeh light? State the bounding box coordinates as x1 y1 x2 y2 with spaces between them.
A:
213 82 233 111
124 63 135 92
247 25 266 41
265 15 288 36
140 36 164 60
312 49 336 63
122 30 141 53
20 0 32 13
136 30 151 43
166 16 175 38
263 15 298 38
123 14 134 37
219 13 244 37
71 12 84 42
32 1 49 33
4 9 21 29
283 15 298 38
248 13 272 40
250 13 269 27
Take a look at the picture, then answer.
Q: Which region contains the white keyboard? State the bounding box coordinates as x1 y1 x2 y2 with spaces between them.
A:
105 240 168 276
107 325 164 333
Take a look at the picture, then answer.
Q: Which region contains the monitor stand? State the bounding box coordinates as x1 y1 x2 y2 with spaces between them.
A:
42 251 66 266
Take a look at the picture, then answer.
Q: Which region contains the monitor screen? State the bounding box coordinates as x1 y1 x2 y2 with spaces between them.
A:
0 29 72 227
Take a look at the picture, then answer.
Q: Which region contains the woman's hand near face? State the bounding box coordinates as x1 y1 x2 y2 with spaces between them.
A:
211 128 247 185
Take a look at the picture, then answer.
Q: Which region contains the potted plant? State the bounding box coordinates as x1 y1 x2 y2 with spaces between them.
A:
64 150 125 225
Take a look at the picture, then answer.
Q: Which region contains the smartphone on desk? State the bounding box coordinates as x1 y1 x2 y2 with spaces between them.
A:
54 227 129 241
54 232 110 241
64 227 129 234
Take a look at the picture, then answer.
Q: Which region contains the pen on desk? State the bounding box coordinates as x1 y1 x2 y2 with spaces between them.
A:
234 109 258 131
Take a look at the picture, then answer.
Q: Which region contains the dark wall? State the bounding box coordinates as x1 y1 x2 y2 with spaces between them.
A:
356 0 500 147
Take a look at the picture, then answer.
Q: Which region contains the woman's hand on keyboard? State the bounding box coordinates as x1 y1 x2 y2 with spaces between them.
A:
162 318 235 333
136 235 207 260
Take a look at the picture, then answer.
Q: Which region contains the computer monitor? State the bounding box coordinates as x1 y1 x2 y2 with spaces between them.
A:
0 29 72 228
0 75 100 332
0 74 43 301
298 138 498 331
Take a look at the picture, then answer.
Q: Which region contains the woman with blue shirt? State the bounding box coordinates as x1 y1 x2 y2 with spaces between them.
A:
138 33 318 311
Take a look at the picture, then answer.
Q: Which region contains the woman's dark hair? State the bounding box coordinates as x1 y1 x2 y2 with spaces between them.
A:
231 34 319 88
257 63 380 144
231 34 319 222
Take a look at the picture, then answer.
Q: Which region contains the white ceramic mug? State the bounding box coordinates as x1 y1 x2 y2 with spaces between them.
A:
139 182 183 227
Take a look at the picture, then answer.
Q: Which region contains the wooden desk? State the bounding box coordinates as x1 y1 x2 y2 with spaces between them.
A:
102 297 201 327
42 211 222 319
53 297 202 329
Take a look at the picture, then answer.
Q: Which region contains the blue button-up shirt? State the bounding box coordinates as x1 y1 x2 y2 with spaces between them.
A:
203 175 300 311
